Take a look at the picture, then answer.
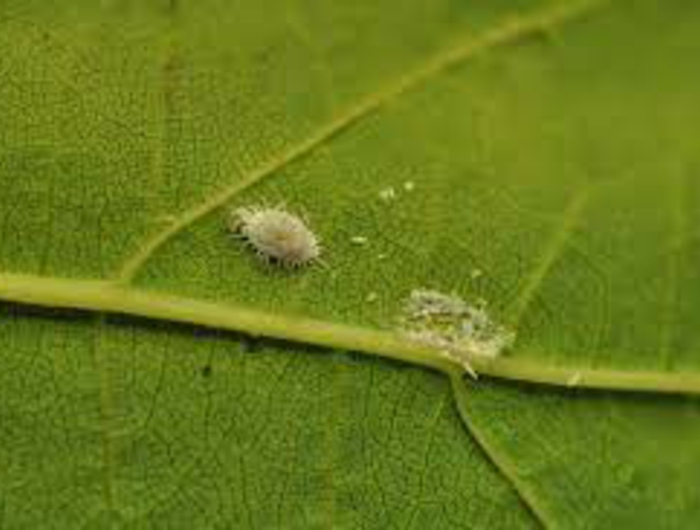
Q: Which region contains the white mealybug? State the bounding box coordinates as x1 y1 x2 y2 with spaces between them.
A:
400 289 515 378
229 205 321 267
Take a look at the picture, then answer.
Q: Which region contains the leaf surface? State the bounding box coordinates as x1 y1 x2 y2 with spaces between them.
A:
0 0 699 527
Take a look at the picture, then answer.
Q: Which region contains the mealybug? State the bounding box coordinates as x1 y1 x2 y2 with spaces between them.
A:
401 289 515 377
229 205 321 267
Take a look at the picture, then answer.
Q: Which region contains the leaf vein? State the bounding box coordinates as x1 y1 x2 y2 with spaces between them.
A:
115 0 606 283
1 272 699 395
507 188 590 325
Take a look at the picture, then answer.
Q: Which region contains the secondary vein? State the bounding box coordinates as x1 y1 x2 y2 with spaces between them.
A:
115 0 606 284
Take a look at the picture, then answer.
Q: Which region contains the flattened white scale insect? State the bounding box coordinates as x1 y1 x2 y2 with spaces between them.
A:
228 205 322 267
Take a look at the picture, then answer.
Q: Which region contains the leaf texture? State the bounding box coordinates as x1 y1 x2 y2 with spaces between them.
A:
0 0 699 527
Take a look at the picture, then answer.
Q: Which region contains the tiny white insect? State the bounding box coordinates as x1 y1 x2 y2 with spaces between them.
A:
229 205 321 267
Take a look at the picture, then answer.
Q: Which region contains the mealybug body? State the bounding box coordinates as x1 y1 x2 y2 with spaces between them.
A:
229 206 321 267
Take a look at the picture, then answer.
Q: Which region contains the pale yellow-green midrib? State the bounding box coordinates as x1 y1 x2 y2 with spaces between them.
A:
0 273 698 395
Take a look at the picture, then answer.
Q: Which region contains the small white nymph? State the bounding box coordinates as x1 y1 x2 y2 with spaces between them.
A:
229 206 321 267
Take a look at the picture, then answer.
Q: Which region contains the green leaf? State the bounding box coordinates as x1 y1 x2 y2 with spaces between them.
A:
452 376 700 529
0 306 536 527
0 0 698 527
